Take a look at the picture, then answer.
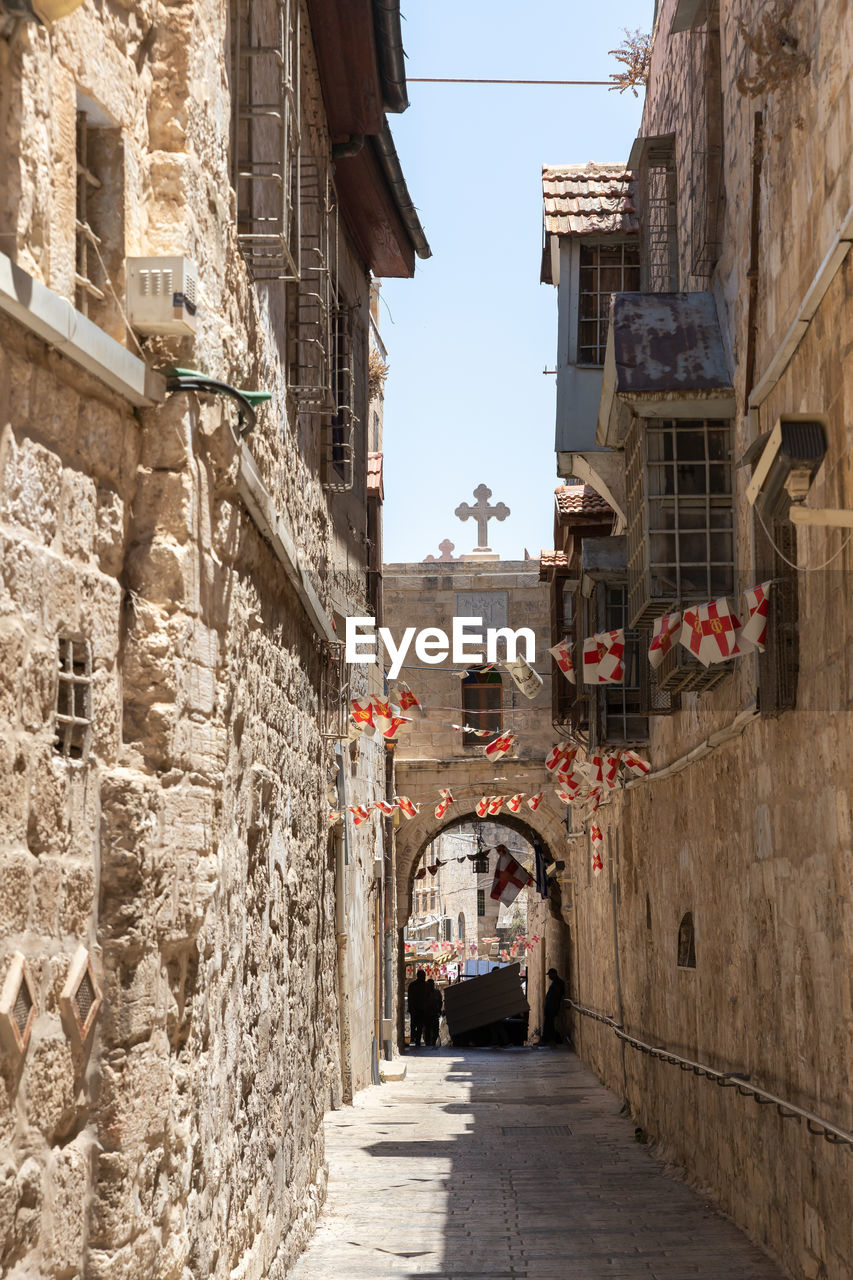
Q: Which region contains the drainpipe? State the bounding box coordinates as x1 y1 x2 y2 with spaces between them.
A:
334 745 353 1102
743 110 764 416
382 740 396 1059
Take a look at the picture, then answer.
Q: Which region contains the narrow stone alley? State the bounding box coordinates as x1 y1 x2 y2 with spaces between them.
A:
289 1049 787 1280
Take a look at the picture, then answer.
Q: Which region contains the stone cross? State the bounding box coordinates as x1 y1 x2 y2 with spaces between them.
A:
455 485 510 551
424 538 457 563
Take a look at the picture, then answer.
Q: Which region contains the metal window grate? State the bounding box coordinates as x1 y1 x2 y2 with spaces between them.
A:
589 585 648 747
54 638 92 760
756 519 799 714
645 141 678 291
688 8 723 278
13 981 33 1038
231 0 301 281
477 889 485 917
75 112 105 316
577 241 640 366
290 150 335 405
323 304 358 491
73 968 96 1026
626 417 734 626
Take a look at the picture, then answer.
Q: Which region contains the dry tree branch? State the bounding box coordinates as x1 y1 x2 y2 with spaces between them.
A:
609 28 651 96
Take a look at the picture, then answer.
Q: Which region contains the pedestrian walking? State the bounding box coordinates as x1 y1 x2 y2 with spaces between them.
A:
424 978 442 1046
542 967 565 1045
407 969 427 1047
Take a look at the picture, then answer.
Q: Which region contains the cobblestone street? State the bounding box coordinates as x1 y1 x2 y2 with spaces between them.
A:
289 1048 787 1279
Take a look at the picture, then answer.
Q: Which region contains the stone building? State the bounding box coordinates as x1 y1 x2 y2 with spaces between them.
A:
0 1 427 1276
539 1 852 1276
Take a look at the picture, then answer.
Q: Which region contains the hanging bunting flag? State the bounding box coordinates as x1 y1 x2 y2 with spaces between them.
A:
583 629 626 684
532 934 541 943
545 742 577 774
453 724 493 737
556 789 577 804
590 754 605 785
489 845 534 906
415 867 428 879
350 698 375 730
739 581 772 652
476 797 489 818
382 715 412 738
499 949 509 962
469 942 478 955
348 805 371 826
328 809 343 825
502 656 543 700
623 750 651 776
548 639 576 684
394 796 421 819
439 788 454 803
484 732 517 760
605 753 622 789
590 822 604 875
487 796 506 815
389 680 422 712
373 800 398 816
592 849 604 873
505 794 525 813
680 598 741 666
527 792 544 811
371 695 393 732
428 862 443 875
434 797 452 820
648 612 682 670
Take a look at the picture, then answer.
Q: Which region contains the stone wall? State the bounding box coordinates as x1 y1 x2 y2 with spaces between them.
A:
562 4 853 1277
0 1 390 1275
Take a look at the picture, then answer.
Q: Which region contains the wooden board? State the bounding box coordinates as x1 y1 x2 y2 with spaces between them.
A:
442 963 529 1036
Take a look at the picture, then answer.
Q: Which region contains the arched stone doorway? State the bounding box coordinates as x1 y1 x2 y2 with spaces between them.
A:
395 802 573 1048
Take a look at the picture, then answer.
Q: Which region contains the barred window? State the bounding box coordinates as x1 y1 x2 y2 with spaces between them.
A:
477 889 485 918
645 138 678 291
54 638 92 761
626 418 734 626
578 242 640 365
589 584 647 747
461 669 502 748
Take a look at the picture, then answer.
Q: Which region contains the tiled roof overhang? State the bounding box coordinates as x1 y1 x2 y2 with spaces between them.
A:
541 163 638 283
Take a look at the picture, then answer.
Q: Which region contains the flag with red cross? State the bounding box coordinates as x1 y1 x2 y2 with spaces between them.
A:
680 598 741 666
489 845 534 906
582 629 626 684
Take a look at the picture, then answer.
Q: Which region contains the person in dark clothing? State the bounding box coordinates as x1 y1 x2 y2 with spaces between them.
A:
424 978 442 1046
542 967 565 1045
408 969 427 1047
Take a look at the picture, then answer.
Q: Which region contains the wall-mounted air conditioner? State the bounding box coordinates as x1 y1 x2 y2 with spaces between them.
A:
126 256 198 336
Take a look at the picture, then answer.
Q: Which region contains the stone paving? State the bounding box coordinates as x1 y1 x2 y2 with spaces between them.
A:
287 1047 788 1280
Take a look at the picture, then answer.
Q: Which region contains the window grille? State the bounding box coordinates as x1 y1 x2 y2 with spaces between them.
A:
0 954 37 1056
687 8 723 278
290 149 335 406
472 855 489 875
589 585 648 747
320 644 347 739
231 0 301 281
75 112 106 316
477 889 485 918
639 644 680 714
626 417 734 626
756 518 799 715
54 638 92 760
461 669 502 747
323 304 357 491
644 138 678 291
577 241 640 366
677 912 697 968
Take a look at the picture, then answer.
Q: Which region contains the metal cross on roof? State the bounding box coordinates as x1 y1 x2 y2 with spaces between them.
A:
454 485 510 551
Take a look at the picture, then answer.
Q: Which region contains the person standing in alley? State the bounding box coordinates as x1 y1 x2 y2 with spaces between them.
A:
542 967 565 1045
408 969 427 1047
424 978 443 1046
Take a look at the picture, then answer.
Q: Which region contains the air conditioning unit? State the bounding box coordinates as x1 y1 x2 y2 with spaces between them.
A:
126 256 198 336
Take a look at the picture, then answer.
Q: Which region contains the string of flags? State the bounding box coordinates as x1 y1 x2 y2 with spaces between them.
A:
548 582 774 685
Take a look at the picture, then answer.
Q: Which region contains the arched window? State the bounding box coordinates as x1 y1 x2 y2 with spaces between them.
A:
677 912 696 968
461 668 502 747
457 913 465 944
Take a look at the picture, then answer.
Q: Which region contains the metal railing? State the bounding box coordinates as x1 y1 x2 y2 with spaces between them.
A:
567 998 853 1150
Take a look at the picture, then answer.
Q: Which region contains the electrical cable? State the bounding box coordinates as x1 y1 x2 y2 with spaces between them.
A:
754 503 852 571
408 77 613 86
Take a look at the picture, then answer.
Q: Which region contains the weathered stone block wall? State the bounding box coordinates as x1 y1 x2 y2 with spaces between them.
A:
0 1 385 1275
564 6 853 1277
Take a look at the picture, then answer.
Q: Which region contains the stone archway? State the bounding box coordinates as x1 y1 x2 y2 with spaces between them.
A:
394 797 573 1049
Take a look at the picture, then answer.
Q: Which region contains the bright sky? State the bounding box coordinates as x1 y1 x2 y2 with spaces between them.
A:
381 2 648 564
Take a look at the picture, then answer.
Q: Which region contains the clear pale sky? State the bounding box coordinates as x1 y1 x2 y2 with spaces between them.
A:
381 2 648 564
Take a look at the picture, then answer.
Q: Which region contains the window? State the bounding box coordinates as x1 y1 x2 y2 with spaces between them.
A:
461 669 502 747
677 912 696 968
577 242 640 365
472 855 489 875
75 97 124 336
54 638 92 760
755 518 799 714
290 146 334 406
230 0 301 281
75 111 104 318
324 302 357 491
644 138 678 291
626 418 734 626
477 889 485 918
442 919 452 942
590 585 647 746
457 913 465 944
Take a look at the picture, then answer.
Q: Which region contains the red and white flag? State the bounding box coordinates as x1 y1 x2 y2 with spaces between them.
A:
394 796 421 819
548 639 576 684
434 789 454 820
556 789 577 805
372 696 393 730
503 657 543 699
583 630 625 684
623 750 651 776
590 822 604 875
490 845 533 906
739 581 772 652
476 797 489 818
350 698 375 730
389 681 422 712
382 715 411 738
545 742 576 774
648 612 682 669
373 800 398 816
348 805 371 826
604 753 621 789
680 598 741 666
487 796 506 816
485 732 516 760
506 793 525 813
527 792 544 811
590 754 604 785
